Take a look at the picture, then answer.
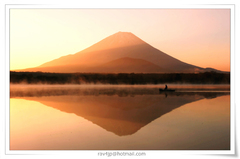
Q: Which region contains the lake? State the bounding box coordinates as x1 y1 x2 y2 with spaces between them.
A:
9 84 230 150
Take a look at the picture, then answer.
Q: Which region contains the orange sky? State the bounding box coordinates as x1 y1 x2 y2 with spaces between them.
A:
10 9 231 71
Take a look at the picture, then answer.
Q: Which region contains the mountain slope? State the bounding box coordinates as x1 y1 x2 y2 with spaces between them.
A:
93 57 167 73
20 32 211 73
20 57 167 73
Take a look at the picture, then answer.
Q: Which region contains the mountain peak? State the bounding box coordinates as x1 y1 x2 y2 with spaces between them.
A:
81 32 146 53
115 31 133 35
112 31 140 39
106 31 145 46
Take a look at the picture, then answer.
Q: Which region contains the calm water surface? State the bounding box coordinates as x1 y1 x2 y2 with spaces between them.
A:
10 84 230 150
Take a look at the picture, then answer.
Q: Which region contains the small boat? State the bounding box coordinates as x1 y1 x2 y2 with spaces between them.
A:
159 89 175 92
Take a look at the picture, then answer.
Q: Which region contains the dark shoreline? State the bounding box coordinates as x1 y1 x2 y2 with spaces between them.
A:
10 71 230 85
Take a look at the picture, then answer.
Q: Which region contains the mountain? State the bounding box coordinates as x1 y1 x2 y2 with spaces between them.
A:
22 93 205 136
95 57 166 73
19 91 227 136
19 31 219 73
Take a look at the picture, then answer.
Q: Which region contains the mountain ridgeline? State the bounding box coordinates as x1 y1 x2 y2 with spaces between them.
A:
18 32 225 73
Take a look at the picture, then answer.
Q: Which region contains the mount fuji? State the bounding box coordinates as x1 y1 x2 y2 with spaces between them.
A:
19 31 222 73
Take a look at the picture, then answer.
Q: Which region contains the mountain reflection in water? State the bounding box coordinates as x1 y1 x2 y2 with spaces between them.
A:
13 86 229 136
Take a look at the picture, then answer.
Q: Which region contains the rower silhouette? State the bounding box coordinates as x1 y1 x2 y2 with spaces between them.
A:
164 84 168 90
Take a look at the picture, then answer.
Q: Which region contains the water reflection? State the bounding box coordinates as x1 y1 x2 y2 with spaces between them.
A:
13 86 229 136
10 85 230 150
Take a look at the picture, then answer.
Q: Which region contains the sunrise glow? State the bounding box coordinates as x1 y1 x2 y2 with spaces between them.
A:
10 9 230 72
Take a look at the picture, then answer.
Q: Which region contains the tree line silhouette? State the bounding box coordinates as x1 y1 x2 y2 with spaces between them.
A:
10 71 230 84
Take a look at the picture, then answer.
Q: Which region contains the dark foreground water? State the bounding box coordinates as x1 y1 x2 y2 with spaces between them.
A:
10 84 230 150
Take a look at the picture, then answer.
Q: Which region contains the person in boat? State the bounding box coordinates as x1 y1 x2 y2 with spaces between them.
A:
164 84 168 90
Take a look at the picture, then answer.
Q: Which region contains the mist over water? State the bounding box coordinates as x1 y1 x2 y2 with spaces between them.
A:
10 84 230 97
